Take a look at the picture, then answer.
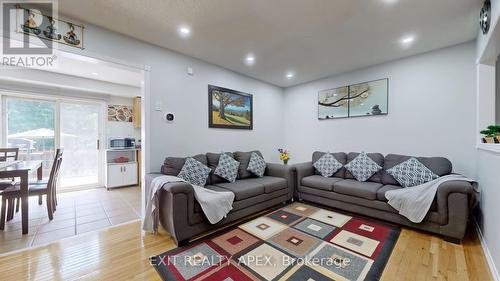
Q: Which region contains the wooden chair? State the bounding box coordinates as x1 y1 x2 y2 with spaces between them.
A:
0 148 19 162
0 148 19 193
0 148 63 230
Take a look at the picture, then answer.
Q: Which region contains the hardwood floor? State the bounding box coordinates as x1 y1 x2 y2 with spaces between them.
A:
0 220 493 280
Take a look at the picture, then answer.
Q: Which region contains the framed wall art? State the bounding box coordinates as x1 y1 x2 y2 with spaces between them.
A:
208 85 253 130
318 78 388 119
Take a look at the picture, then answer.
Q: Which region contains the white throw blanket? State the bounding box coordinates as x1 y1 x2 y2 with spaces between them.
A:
385 174 475 223
142 175 235 234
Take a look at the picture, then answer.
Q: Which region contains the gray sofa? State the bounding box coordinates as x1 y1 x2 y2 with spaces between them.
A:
295 152 478 243
147 151 295 246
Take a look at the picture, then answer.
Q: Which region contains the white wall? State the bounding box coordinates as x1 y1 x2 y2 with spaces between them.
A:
52 21 284 171
283 42 477 177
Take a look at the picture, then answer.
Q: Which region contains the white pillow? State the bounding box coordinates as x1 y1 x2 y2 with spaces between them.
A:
247 152 266 177
214 153 240 183
386 157 439 187
344 152 382 182
313 153 343 177
177 157 211 186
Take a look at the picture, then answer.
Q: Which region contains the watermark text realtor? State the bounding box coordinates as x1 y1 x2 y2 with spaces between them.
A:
1 0 58 68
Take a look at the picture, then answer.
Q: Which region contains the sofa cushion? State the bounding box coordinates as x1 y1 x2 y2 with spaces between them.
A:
207 152 234 184
313 153 343 177
386 157 439 187
344 152 383 182
214 180 265 200
344 152 384 183
333 179 383 200
243 176 287 194
247 152 266 177
313 152 347 178
376 185 402 202
382 154 452 185
177 157 211 186
214 153 240 183
234 151 264 179
161 154 207 176
301 175 343 191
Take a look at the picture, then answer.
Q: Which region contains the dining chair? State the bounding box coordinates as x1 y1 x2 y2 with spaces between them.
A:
0 148 63 230
0 148 19 193
0 148 19 162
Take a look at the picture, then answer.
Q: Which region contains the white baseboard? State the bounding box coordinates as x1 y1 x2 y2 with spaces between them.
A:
474 219 500 281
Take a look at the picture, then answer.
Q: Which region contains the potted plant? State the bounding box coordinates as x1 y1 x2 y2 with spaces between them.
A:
278 148 290 165
480 125 500 143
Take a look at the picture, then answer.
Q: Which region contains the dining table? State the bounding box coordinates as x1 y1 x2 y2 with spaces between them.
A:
0 160 43 234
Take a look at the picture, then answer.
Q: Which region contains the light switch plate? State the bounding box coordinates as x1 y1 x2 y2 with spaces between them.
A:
187 67 194 75
154 101 162 111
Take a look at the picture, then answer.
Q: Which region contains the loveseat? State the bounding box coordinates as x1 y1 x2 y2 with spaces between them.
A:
295 152 478 243
146 151 295 246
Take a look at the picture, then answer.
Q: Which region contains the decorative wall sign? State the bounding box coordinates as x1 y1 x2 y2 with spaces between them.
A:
16 6 84 49
208 85 253 130
318 78 388 119
108 105 133 122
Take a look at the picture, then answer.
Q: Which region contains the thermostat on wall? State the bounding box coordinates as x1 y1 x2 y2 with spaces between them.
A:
164 112 175 123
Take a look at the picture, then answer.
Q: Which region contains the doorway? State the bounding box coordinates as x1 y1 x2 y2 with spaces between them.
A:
3 95 104 189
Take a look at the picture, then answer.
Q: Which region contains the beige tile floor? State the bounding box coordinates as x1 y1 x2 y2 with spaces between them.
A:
0 186 141 254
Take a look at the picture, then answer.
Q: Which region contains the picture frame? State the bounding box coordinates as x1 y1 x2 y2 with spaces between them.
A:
208 85 253 130
318 78 388 119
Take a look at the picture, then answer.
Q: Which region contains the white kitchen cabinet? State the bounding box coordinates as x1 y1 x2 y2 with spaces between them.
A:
105 149 139 190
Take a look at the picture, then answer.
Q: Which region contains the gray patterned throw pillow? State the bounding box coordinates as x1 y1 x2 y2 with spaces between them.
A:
177 157 211 186
386 157 439 188
344 152 382 182
247 152 266 177
214 153 240 183
313 153 343 177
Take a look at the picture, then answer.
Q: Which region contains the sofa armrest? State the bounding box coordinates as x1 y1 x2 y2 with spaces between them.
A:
436 180 475 228
145 173 195 244
266 163 296 199
294 162 314 184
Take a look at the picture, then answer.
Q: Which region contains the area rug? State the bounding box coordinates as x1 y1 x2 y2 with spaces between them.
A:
151 202 400 281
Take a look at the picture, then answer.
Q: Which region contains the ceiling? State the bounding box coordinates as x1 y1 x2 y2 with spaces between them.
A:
59 0 482 87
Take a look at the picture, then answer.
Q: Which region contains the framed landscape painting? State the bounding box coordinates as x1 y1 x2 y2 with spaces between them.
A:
208 85 253 130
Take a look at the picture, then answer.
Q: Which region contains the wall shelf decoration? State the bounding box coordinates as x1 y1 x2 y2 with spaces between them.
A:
318 78 388 119
16 5 84 49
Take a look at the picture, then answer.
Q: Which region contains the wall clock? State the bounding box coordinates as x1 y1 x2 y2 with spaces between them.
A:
480 0 491 35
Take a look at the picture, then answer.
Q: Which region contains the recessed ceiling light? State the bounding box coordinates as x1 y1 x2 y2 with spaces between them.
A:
400 36 415 45
381 0 399 4
178 25 191 37
245 54 255 65
91 72 99 76
286 72 294 79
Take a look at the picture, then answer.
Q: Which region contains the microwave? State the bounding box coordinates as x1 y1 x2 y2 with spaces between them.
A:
109 138 135 149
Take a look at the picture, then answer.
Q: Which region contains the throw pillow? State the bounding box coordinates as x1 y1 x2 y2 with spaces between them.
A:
247 152 266 177
344 151 382 182
386 157 439 187
177 157 211 186
214 153 240 183
313 153 343 177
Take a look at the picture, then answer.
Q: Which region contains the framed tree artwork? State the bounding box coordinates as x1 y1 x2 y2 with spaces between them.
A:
208 85 253 130
318 78 388 119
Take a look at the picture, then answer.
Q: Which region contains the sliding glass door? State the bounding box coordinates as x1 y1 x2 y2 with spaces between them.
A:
6 98 56 176
3 95 104 190
59 102 101 188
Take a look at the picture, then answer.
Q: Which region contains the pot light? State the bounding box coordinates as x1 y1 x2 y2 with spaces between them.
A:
91 72 99 76
400 36 415 45
245 55 255 65
286 72 294 79
178 25 191 37
381 0 399 4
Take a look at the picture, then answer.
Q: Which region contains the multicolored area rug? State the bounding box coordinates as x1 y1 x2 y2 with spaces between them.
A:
151 203 400 281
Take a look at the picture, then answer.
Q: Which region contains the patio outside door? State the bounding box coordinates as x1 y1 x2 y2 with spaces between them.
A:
4 96 103 190
59 102 102 189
